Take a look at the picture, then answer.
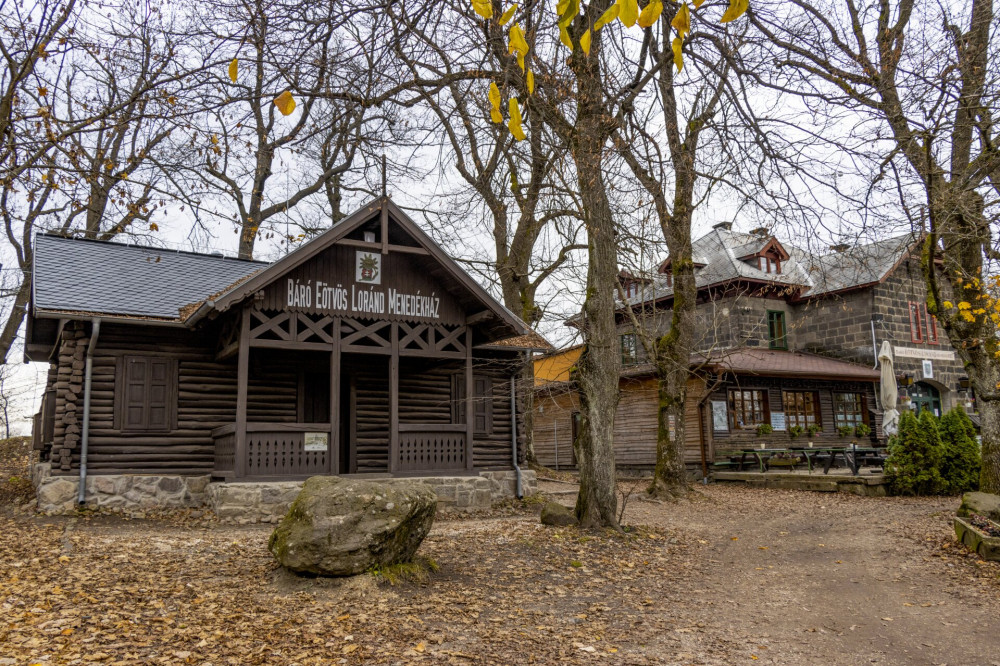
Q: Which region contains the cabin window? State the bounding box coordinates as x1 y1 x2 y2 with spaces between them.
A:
119 355 177 432
925 305 939 344
833 392 867 429
452 375 493 436
782 391 820 429
728 389 769 430
767 311 787 350
620 333 638 365
908 302 924 343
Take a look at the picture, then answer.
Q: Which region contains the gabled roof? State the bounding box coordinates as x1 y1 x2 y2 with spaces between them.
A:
621 227 920 307
31 234 266 320
194 197 529 339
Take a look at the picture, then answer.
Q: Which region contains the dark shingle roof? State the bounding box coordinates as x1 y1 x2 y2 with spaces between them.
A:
33 234 266 320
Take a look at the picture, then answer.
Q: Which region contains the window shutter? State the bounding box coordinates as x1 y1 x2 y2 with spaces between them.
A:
473 377 492 434
452 375 467 425
147 359 171 429
124 357 149 429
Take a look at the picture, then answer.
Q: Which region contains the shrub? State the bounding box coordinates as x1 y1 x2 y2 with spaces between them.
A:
855 423 871 438
837 425 853 438
806 424 822 437
885 410 945 496
756 424 773 436
938 407 980 494
788 425 804 439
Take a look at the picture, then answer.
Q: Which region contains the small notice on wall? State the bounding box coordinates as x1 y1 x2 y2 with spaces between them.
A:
712 401 728 431
304 432 329 452
770 412 786 431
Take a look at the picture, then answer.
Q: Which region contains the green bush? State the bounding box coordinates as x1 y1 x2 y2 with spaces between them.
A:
938 407 980 494
855 423 871 438
885 410 945 496
788 425 804 439
756 424 773 436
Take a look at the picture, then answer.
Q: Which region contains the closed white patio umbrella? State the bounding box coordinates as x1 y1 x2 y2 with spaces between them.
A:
879 341 899 437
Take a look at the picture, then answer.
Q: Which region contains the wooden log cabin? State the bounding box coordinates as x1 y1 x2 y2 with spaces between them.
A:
26 198 548 494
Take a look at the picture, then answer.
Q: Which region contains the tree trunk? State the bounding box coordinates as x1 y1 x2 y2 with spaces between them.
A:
570 39 620 529
0 274 31 364
650 253 696 496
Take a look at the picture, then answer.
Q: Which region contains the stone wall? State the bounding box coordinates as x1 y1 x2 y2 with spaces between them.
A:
207 470 538 524
33 463 210 513
32 463 536 520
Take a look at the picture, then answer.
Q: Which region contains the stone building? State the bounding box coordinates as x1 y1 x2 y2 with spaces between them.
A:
533 225 969 472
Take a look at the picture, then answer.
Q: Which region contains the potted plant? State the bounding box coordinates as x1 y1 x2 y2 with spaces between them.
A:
855 423 871 438
837 425 853 438
788 425 804 439
806 424 822 437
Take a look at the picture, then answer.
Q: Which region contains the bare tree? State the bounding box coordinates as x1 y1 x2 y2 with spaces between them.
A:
753 0 1000 491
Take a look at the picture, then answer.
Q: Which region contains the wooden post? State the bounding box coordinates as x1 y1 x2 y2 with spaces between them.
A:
235 307 251 479
465 327 474 470
380 200 389 255
330 318 341 475
389 322 399 473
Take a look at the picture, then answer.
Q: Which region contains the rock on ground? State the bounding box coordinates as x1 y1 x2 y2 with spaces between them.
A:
268 476 436 576
958 491 1000 521
540 500 577 526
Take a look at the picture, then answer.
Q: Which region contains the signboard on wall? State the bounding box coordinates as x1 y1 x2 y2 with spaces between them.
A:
770 412 786 431
262 243 465 325
303 432 329 452
712 400 728 431
922 360 934 379
894 346 955 361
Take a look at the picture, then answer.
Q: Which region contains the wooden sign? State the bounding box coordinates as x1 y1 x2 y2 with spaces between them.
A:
261 243 465 325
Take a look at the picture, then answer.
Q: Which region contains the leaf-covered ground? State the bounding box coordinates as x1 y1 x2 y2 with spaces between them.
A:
2 469 999 664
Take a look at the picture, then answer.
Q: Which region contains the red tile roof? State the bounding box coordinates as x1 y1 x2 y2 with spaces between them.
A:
699 349 879 381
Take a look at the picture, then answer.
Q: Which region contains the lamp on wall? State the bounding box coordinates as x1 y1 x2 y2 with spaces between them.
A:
958 376 971 390
897 373 914 387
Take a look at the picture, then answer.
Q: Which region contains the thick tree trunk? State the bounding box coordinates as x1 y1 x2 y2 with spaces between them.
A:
570 37 620 529
0 274 31 364
650 255 696 497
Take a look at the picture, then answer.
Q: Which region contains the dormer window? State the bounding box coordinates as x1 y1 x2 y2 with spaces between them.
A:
758 255 781 274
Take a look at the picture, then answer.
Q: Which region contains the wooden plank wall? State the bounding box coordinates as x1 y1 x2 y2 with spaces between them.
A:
348 356 390 473
531 377 706 470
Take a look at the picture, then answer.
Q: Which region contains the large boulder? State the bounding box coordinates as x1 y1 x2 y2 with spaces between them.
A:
268 477 437 576
540 501 578 527
958 492 1000 522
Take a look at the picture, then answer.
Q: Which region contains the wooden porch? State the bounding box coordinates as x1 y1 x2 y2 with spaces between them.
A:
212 307 482 481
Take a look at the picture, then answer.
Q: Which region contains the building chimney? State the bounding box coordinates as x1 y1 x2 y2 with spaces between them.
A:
712 222 732 231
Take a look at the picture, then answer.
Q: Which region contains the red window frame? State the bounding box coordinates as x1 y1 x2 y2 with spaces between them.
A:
908 301 924 343
925 305 939 344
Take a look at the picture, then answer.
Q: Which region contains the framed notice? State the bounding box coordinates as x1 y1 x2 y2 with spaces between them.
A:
922 359 934 380
770 412 786 431
303 432 329 452
711 400 728 431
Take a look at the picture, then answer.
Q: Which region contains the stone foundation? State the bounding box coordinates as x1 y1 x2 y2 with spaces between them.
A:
31 463 536 520
207 470 537 524
33 463 211 513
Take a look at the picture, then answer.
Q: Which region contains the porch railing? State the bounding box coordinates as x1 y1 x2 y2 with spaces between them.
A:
397 424 467 472
212 422 468 478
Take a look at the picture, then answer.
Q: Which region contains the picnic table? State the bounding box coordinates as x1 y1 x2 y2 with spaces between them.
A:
733 445 887 475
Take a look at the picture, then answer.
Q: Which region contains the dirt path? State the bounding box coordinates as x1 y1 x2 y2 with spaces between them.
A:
2 484 999 664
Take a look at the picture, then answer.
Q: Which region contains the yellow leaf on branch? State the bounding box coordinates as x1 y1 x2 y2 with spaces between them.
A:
670 2 689 37
638 0 663 28
619 0 639 27
557 0 580 27
559 24 573 50
508 23 529 70
526 69 535 94
720 0 748 23
693 0 705 6
472 0 493 19
498 3 518 25
273 90 296 116
672 36 683 71
594 3 620 30
508 98 526 140
580 29 591 55
489 82 503 123
228 58 238 83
